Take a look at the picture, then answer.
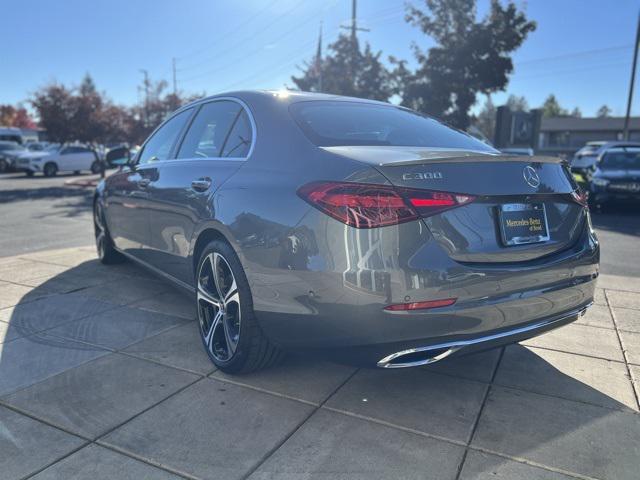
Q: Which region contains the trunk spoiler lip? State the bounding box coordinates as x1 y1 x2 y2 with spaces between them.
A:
320 146 564 166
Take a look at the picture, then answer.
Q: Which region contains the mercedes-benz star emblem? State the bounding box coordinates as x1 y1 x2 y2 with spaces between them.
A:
523 165 540 188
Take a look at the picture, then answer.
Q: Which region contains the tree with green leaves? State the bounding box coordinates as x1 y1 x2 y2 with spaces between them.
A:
541 94 568 117
506 94 529 112
597 105 612 118
291 34 393 101
397 0 536 130
473 95 496 140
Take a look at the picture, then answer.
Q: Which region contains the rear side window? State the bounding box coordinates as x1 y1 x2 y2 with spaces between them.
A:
178 100 251 159
138 109 192 164
221 109 252 158
290 101 496 151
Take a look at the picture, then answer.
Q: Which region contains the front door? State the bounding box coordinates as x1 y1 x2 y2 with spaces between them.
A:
104 164 159 258
145 99 253 284
104 108 194 261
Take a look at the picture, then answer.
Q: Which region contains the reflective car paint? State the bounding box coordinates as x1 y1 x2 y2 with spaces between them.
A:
96 90 599 367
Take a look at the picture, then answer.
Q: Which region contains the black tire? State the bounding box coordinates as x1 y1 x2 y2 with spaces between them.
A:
94 200 124 264
43 162 58 177
25 170 34 177
90 161 101 174
196 240 283 374
0 159 7 173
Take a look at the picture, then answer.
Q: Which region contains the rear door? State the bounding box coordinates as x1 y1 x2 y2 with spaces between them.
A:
145 99 253 284
56 146 79 171
105 108 194 260
75 147 96 171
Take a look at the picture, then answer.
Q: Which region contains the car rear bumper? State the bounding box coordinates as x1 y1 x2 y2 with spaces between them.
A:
251 211 599 366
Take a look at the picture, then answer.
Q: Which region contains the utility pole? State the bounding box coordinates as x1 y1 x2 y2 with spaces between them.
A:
316 22 323 92
172 58 178 97
340 0 369 92
139 69 150 127
624 11 640 140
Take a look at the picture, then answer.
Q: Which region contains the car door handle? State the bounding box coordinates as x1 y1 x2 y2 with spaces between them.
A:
191 177 212 192
138 178 151 188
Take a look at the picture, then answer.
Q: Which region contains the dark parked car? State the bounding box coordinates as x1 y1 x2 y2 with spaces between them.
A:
588 145 640 206
95 91 599 373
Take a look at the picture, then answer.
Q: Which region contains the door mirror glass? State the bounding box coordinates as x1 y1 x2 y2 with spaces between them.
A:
105 146 131 167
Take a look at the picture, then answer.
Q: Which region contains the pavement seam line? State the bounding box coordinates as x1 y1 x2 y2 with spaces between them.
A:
237 367 361 480
519 342 625 364
207 374 320 407
21 441 92 480
92 442 199 480
454 346 505 480
467 445 604 480
2 361 202 480
93 376 205 443
605 288 640 411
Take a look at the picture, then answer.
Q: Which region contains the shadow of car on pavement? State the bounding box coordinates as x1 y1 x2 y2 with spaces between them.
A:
0 256 637 479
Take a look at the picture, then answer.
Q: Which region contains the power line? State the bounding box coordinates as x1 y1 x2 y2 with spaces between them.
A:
181 0 338 84
176 0 281 62
179 0 305 73
515 44 633 66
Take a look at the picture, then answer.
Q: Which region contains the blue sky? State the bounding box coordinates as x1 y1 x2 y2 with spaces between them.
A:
1 0 639 116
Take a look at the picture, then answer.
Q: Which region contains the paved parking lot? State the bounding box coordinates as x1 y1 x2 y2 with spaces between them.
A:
0 246 639 479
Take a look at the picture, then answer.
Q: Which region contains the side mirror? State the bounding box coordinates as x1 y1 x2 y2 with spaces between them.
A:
105 147 131 167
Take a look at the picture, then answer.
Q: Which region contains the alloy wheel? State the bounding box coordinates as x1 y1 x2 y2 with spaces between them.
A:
197 252 241 362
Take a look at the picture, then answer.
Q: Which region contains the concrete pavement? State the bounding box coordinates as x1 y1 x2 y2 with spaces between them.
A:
0 247 639 479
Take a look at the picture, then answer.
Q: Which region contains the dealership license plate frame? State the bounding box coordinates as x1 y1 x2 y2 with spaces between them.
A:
498 203 550 247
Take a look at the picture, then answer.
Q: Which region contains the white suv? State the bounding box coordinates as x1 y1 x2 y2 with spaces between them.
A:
15 145 100 177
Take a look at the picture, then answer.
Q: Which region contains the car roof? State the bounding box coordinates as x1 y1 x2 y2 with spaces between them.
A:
177 89 390 112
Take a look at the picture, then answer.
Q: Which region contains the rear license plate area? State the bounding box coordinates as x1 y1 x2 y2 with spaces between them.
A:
498 203 549 246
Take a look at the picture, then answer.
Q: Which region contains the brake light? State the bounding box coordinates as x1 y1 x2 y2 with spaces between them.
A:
406 191 475 216
297 181 476 229
384 298 457 311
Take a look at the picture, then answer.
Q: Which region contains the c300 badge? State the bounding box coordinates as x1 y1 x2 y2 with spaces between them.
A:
402 172 443 181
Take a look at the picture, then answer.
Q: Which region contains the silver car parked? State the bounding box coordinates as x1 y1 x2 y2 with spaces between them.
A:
95 91 599 373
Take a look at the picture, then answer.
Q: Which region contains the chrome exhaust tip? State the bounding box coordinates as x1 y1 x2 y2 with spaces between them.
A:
377 345 461 369
376 304 592 369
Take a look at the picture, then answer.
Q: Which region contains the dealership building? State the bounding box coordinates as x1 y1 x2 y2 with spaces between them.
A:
537 116 640 157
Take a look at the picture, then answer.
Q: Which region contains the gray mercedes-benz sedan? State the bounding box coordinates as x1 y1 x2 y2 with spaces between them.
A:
95 90 599 373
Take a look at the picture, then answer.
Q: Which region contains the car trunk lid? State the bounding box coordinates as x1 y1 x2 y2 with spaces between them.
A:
324 146 586 263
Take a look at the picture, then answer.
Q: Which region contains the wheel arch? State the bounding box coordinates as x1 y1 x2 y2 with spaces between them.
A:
190 225 245 282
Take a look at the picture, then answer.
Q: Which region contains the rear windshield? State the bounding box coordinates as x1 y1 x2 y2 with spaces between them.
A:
601 148 640 169
290 101 496 151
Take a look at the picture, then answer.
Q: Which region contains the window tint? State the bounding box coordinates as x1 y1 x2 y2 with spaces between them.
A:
139 109 192 164
601 148 640 170
177 101 247 159
221 109 252 157
290 101 496 151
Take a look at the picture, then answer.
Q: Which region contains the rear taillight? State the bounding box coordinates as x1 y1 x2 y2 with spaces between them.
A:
297 181 475 229
571 189 589 207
